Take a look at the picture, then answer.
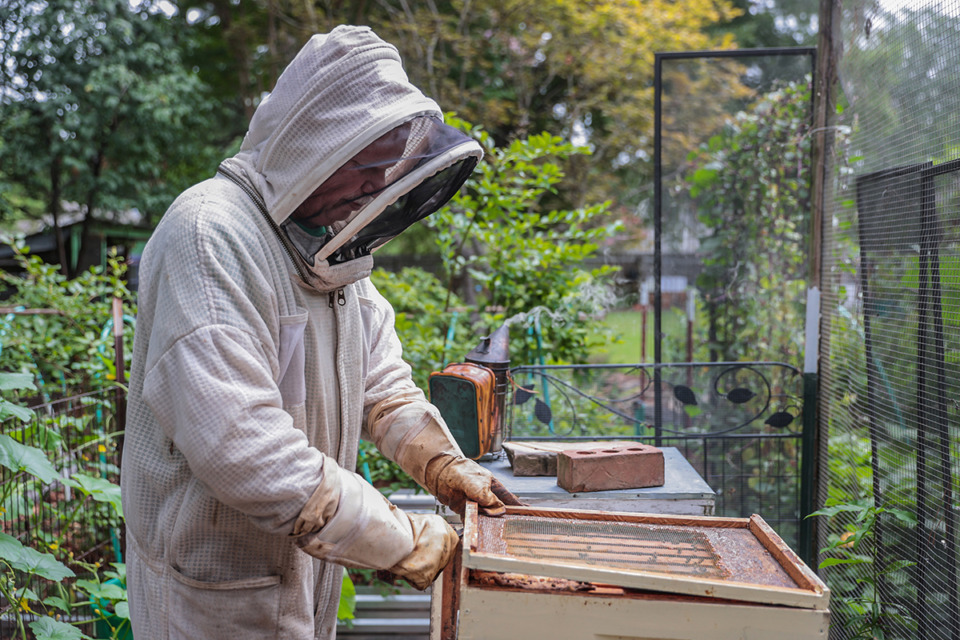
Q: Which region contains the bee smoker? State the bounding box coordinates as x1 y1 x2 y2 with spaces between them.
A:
429 323 510 459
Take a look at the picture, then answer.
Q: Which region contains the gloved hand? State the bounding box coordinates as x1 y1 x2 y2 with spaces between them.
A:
294 456 456 580
388 513 460 590
424 454 505 516
366 390 519 516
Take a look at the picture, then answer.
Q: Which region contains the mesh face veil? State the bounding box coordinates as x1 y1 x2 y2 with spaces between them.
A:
282 116 481 266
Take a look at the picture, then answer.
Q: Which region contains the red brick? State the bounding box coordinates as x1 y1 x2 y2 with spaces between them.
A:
556 443 665 493
503 441 636 476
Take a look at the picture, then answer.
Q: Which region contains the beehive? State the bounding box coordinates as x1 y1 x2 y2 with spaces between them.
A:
431 504 830 640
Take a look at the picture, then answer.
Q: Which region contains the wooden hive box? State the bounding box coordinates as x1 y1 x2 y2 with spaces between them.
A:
430 503 830 640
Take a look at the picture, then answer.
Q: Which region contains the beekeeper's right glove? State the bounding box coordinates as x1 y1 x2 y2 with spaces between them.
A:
290 453 458 589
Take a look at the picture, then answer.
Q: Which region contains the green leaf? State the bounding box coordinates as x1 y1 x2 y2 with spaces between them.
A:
0 533 75 581
43 596 72 613
0 530 22 559
0 372 36 392
16 586 40 602
113 600 130 619
0 434 60 483
338 572 357 621
691 168 719 187
683 404 703 418
885 508 917 526
819 557 868 568
64 474 123 517
29 616 86 640
808 503 869 518
81 582 127 603
0 399 34 422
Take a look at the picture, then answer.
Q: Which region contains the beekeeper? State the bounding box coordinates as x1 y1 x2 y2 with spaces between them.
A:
120 25 506 639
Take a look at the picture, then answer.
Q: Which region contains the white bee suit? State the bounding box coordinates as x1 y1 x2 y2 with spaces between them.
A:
121 26 485 639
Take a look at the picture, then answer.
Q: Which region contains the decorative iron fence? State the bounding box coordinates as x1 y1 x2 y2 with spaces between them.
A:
506 361 811 549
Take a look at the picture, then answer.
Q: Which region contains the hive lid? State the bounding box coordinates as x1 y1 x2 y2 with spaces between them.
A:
461 503 830 610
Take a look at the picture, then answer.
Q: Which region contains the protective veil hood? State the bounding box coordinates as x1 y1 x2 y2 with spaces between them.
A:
220 26 482 287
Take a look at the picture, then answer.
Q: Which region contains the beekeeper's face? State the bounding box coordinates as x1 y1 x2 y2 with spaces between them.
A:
291 128 410 228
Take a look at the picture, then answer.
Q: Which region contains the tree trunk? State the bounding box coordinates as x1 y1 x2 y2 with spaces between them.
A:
49 149 69 276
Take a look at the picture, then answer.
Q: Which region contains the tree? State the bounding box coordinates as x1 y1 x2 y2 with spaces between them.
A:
367 0 743 213
0 0 226 275
157 0 745 217
710 0 819 48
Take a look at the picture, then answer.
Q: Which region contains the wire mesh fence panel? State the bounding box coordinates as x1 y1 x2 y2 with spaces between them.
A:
0 390 123 634
820 1 960 638
507 362 805 548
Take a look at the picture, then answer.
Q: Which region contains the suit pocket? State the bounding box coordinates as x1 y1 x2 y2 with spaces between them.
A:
278 310 308 407
168 567 282 640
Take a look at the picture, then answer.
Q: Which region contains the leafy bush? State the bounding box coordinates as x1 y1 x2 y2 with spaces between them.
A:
371 267 467 391
425 114 621 366
366 118 622 495
0 237 136 398
810 499 917 638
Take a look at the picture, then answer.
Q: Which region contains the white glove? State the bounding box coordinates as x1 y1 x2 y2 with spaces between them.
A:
292 454 415 570
289 455 459 589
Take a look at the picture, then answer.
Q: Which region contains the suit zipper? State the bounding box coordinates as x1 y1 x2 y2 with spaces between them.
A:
337 289 345 306
328 288 345 308
217 165 308 282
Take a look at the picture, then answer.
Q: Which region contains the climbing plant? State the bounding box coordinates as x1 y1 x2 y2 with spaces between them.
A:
683 78 812 363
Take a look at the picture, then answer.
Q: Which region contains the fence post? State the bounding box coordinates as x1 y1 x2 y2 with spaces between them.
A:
799 372 818 568
111 296 127 562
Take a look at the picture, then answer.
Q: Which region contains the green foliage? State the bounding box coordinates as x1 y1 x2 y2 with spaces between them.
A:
0 238 135 395
358 440 418 491
0 372 126 640
424 115 621 366
684 78 812 363
0 373 38 423
337 571 357 623
810 499 918 638
369 118 622 498
371 267 466 391
0 0 229 247
75 565 130 640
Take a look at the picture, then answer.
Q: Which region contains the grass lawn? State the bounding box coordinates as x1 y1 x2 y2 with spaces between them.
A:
589 308 688 364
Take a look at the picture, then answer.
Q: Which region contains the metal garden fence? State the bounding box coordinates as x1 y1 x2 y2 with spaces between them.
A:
506 361 813 550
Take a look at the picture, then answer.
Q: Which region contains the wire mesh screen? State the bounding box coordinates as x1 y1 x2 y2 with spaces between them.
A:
819 1 960 638
485 516 727 577
507 362 805 548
